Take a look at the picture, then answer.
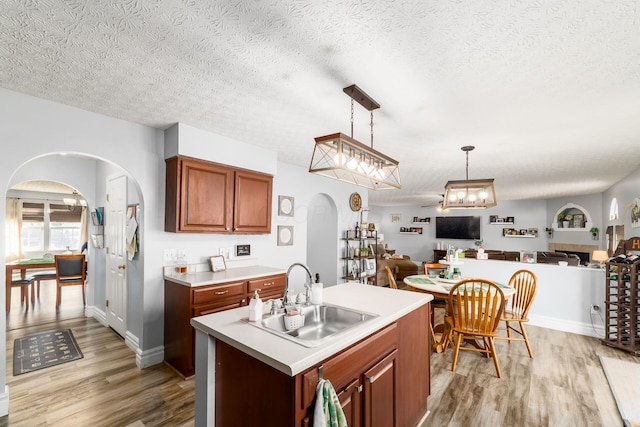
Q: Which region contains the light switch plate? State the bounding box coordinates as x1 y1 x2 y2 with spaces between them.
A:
164 249 177 263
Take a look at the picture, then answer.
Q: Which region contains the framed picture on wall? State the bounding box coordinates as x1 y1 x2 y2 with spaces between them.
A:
631 198 640 228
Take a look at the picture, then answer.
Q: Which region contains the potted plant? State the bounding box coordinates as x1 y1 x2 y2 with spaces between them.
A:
545 227 554 238
590 227 599 240
557 213 565 228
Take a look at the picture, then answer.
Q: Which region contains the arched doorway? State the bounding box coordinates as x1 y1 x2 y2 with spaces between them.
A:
5 153 144 338
306 193 338 286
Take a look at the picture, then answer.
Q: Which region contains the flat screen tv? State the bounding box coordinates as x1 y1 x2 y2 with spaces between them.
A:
435 216 481 240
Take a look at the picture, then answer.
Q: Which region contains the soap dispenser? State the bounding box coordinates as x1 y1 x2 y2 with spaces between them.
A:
311 273 323 305
249 290 263 322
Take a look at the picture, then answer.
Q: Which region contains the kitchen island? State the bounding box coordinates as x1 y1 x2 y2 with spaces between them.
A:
191 282 433 426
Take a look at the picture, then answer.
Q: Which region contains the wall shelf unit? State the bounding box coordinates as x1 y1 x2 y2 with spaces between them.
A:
341 231 377 285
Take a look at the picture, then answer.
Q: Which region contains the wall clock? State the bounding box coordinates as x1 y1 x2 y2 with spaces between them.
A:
349 192 362 211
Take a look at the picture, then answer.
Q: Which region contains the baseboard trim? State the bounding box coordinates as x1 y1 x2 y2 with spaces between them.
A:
86 305 107 326
529 314 604 338
0 385 9 417
136 345 165 369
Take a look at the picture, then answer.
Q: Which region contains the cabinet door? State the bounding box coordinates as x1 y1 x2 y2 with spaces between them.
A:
363 350 397 427
338 378 362 427
233 170 272 233
180 158 234 232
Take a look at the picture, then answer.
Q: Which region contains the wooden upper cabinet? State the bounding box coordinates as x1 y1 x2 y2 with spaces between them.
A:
234 170 272 233
165 156 273 233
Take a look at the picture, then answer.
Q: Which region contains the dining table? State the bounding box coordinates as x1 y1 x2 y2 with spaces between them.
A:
403 274 516 352
5 258 56 312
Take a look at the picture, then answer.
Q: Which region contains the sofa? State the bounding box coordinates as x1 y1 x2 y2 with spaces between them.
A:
536 251 581 266
460 249 581 266
371 244 419 287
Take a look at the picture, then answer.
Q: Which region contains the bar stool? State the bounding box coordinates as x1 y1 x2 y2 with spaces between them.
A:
9 276 35 311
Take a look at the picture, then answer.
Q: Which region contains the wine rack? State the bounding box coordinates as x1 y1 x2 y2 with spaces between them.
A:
602 258 640 355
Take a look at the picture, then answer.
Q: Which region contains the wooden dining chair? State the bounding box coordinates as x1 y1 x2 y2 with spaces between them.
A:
447 279 506 378
495 269 538 357
55 254 87 308
423 263 448 336
9 276 35 311
385 265 398 289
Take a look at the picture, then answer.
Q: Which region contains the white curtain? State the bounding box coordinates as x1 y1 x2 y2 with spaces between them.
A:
5 198 23 261
80 206 89 253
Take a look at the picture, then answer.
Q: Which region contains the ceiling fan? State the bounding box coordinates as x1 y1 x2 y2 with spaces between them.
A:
420 194 446 209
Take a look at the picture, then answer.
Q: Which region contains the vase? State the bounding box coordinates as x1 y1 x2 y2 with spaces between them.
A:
557 221 563 228
563 221 570 228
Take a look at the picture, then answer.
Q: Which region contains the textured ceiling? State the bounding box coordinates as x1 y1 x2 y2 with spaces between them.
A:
2 0 640 206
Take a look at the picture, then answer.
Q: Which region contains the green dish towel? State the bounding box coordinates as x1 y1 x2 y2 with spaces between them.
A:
314 379 347 427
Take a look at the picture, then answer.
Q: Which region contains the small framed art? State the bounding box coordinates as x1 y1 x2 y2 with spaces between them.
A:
209 255 227 272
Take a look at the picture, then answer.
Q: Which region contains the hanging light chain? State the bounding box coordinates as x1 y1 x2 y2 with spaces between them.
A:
370 110 374 148
350 98 354 139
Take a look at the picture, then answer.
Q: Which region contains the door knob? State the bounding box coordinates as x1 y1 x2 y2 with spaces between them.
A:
118 264 126 270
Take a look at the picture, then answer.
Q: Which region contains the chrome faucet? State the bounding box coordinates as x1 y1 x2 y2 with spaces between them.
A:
284 263 313 306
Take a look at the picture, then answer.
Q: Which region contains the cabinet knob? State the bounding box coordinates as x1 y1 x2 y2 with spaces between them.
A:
234 227 238 231
225 227 230 231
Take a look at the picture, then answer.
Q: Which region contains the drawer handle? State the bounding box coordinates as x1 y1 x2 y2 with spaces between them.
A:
215 290 229 295
264 282 273 286
342 379 359 393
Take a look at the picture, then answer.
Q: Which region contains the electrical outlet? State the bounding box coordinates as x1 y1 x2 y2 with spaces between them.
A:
177 249 186 259
163 249 177 263
590 304 600 314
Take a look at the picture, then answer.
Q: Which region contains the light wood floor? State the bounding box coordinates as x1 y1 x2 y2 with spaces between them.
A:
3 285 638 426
424 320 640 426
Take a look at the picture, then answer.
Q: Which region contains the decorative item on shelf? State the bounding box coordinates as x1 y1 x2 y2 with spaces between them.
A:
442 146 497 209
473 239 484 248
564 214 573 228
503 228 538 237
390 213 401 224
545 227 554 238
557 213 565 228
309 84 401 190
412 216 430 223
590 227 599 240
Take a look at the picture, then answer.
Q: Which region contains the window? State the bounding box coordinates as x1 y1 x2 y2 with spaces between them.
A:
21 201 83 253
21 202 44 252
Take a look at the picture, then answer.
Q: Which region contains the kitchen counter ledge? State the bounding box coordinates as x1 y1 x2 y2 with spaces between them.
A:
190 282 432 376
164 265 286 287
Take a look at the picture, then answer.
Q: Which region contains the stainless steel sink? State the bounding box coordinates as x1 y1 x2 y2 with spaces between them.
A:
250 303 378 347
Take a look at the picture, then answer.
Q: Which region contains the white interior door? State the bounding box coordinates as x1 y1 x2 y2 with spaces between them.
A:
106 175 127 337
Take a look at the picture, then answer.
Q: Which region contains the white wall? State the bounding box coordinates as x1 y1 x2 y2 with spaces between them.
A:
461 259 605 337
370 196 606 263
603 166 640 239
0 88 365 416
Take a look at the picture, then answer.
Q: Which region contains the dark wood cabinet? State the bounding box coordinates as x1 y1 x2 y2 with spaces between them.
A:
213 302 430 426
165 155 272 233
164 273 286 377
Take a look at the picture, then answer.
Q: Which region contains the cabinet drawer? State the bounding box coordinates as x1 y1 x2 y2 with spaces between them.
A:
194 298 245 317
248 274 285 294
193 281 246 306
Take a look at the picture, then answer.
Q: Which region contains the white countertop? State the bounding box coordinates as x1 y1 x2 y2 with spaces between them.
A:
190 282 432 376
164 265 287 287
